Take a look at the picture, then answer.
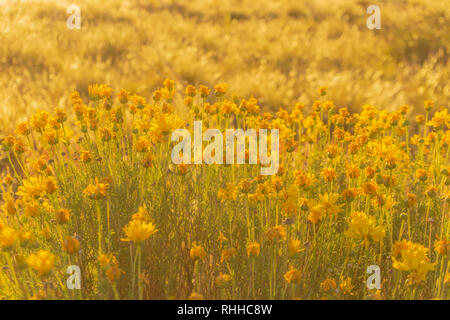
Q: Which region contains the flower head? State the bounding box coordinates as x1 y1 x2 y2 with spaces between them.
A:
344 211 385 246
320 278 337 292
62 236 80 255
27 250 55 276
83 178 109 200
0 227 17 250
121 219 158 242
284 265 302 284
247 242 260 257
392 240 435 285
215 272 232 287
339 277 354 295
190 242 206 261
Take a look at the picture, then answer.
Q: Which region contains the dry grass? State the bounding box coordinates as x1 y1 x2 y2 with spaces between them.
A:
0 0 449 135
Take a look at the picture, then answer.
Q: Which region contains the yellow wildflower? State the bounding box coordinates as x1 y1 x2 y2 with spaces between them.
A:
190 242 206 261
0 227 17 250
320 278 337 292
284 265 302 284
344 211 385 246
106 265 124 282
121 219 158 242
62 236 80 254
83 178 109 200
217 183 237 202
27 250 55 276
339 277 354 295
392 240 435 285
434 238 449 256
247 242 260 257
264 225 286 243
215 272 232 287
288 239 304 256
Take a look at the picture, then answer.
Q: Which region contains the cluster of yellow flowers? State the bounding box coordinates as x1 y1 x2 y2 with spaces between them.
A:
0 81 449 300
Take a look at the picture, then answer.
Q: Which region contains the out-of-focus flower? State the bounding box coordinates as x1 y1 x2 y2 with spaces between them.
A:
284 265 302 284
27 250 55 276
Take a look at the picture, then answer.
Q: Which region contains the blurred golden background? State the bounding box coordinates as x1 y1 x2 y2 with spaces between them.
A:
0 0 449 133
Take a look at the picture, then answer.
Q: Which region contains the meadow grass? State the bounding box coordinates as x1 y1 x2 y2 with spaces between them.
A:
0 0 449 137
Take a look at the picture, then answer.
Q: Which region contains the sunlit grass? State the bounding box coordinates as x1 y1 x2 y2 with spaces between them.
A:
0 0 449 136
0 81 448 299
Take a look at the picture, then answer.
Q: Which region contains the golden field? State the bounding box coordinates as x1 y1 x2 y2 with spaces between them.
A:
0 0 449 300
1 0 449 130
